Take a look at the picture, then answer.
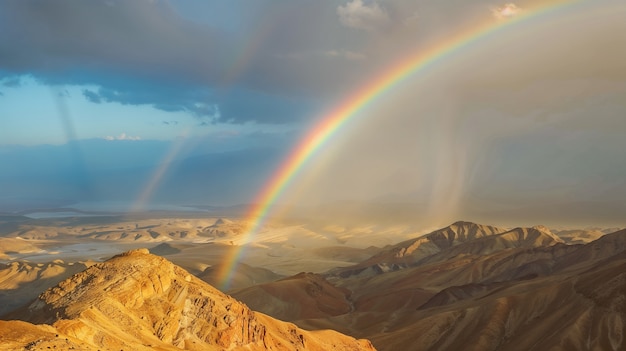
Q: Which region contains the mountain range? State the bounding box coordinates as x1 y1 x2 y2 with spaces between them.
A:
232 221 626 351
1 219 625 350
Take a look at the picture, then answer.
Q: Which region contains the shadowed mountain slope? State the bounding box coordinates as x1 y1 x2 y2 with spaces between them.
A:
330 221 518 277
259 225 626 351
369 249 626 351
198 261 284 291
417 226 564 265
233 272 353 321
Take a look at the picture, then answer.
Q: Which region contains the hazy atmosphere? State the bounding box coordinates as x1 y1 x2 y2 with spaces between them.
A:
2 0 625 227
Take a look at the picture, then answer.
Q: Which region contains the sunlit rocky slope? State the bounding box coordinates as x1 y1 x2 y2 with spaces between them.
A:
1 249 375 351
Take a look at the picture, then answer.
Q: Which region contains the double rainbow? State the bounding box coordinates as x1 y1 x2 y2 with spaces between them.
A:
217 0 580 289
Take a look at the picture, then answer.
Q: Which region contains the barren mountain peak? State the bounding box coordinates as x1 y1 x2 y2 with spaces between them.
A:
531 224 552 233
6 249 375 351
450 220 481 227
504 226 564 245
115 247 151 256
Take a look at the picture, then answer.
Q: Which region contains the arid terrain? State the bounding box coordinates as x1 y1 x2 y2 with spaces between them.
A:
0 213 624 350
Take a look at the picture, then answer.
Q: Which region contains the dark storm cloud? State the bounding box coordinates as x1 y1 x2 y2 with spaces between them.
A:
0 0 330 123
81 83 217 119
0 0 374 124
0 0 226 117
82 89 101 104
0 0 221 77
2 76 21 87
0 0 507 124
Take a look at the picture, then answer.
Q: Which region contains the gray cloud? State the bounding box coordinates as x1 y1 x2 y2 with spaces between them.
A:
0 0 536 125
2 76 21 87
337 0 390 32
2 0 507 124
0 0 372 123
82 89 101 103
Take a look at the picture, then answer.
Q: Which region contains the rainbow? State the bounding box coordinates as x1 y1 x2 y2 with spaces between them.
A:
131 133 188 213
217 0 581 289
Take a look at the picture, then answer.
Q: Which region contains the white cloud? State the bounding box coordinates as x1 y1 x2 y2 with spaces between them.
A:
491 3 523 20
337 0 390 32
276 50 366 61
104 133 141 141
323 50 367 60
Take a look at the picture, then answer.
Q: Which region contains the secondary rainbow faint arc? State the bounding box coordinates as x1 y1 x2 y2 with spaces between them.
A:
217 0 580 289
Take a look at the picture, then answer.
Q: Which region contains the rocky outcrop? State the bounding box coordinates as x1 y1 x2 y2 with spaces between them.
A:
6 249 376 351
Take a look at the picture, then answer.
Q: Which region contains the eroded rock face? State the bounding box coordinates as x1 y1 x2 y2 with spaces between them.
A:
9 249 376 351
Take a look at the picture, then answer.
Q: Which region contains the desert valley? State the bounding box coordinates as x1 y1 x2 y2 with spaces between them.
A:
0 212 624 350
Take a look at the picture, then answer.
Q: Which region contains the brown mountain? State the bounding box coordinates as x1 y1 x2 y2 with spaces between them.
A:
417 225 564 265
368 242 626 351
2 249 375 351
198 261 284 291
554 228 605 244
331 222 566 279
330 221 507 277
386 220 507 258
232 272 353 321
222 222 626 351
256 225 626 351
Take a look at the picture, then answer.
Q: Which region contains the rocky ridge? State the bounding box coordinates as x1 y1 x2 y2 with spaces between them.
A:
2 249 376 351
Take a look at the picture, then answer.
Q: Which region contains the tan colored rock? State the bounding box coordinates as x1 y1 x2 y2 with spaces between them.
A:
7 249 375 351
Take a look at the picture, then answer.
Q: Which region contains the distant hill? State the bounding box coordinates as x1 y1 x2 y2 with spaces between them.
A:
198 261 283 291
233 272 352 321
0 259 92 316
330 221 507 277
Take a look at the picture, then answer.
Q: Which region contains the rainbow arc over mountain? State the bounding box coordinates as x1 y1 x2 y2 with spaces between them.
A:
217 0 580 289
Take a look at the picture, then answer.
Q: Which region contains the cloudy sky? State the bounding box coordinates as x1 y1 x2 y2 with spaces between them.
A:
1 0 625 226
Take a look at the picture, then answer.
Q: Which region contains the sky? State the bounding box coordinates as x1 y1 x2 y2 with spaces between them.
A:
1 0 625 227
